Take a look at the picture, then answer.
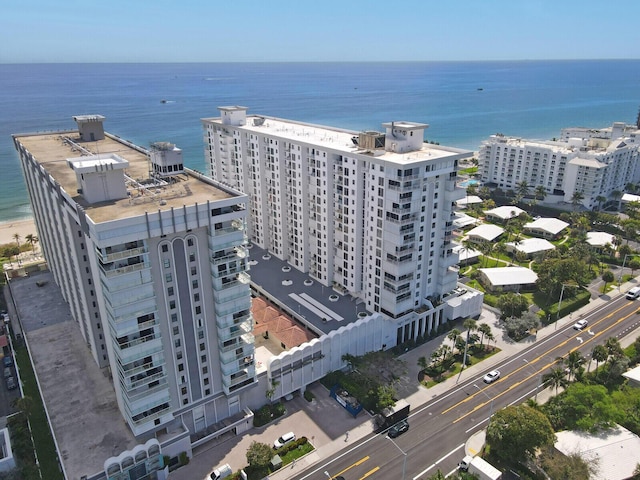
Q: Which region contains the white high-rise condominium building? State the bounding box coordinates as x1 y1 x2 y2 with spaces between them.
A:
203 107 478 338
13 115 260 439
478 122 640 210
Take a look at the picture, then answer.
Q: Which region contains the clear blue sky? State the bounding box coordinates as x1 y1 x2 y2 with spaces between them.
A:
3 0 640 63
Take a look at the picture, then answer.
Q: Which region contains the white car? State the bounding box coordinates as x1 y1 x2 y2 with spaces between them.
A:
483 370 501 384
573 319 588 330
274 431 295 449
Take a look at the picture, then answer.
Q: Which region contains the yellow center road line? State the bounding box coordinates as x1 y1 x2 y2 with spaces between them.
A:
360 466 380 479
333 456 370 478
443 301 637 422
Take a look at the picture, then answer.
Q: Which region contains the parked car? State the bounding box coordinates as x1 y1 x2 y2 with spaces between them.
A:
573 319 588 330
274 431 296 449
3 356 13 368
626 286 640 300
206 463 232 480
483 370 501 384
388 419 409 438
3 367 11 379
6 376 16 390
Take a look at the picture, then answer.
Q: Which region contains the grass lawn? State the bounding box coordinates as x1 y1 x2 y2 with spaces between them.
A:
15 344 63 480
422 346 501 388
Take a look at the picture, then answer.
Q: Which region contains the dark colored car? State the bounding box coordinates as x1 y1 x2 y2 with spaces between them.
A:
3 356 13 368
6 376 16 390
388 419 409 438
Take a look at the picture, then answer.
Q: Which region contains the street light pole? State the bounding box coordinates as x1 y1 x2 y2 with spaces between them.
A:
619 253 633 290
556 283 566 330
387 436 407 480
473 384 494 425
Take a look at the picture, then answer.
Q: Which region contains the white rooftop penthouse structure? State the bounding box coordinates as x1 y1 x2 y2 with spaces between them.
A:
203 106 483 347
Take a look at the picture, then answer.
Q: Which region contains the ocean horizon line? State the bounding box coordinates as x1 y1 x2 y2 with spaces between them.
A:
2 58 640 66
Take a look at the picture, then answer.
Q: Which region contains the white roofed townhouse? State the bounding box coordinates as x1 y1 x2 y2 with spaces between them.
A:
478 266 538 292
202 106 483 348
523 217 569 240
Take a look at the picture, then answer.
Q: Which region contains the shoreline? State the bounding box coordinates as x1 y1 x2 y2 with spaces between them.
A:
0 217 37 246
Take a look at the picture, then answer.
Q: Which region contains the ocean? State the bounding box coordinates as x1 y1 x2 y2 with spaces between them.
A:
1 60 639 222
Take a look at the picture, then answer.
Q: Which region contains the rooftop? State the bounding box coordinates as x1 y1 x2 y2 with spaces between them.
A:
247 244 367 335
202 114 471 166
9 270 137 480
506 237 556 255
555 425 640 480
484 205 525 220
467 224 504 241
586 231 616 247
524 217 570 235
13 129 234 224
478 266 538 286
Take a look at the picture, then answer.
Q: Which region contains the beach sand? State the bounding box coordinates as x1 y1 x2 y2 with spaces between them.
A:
0 218 37 246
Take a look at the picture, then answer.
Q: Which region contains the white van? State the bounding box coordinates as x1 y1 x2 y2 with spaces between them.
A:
626 287 640 300
207 463 232 480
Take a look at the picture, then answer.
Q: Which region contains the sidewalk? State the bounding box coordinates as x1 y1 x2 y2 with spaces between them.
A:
179 278 640 480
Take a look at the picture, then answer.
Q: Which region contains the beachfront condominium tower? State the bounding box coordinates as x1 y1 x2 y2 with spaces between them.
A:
13 116 258 438
478 122 640 210
203 106 473 334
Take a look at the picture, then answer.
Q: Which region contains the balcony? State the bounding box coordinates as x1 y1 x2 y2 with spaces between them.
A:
98 245 147 263
222 367 256 389
214 298 252 317
117 337 163 364
216 312 252 330
218 321 252 342
102 261 149 279
210 247 248 265
219 333 255 353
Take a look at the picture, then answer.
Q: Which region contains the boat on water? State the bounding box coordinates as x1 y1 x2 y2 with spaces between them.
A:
160 99 168 104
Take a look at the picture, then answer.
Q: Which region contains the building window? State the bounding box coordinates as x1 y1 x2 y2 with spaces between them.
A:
174 339 181 348
181 387 187 395
168 287 174 296
178 363 184 372
161 244 168 253
165 273 172 283
163 259 171 268
202 366 208 374
204 378 210 385
191 266 197 276
195 305 201 314
201 354 206 363
173 326 179 335
198 330 204 340
169 300 176 309
187 238 194 247
192 279 199 289
194 293 200 302
199 343 205 351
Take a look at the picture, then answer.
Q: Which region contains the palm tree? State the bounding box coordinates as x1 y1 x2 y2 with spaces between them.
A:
591 344 608 375
447 329 461 349
25 233 38 255
596 195 607 211
571 190 585 211
612 190 623 211
542 367 568 394
535 185 547 202
477 323 492 349
516 181 530 202
484 330 495 349
605 337 623 358
12 233 22 266
564 351 586 381
477 241 493 267
493 241 507 266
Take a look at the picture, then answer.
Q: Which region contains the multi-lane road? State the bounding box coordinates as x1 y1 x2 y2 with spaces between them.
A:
292 293 640 480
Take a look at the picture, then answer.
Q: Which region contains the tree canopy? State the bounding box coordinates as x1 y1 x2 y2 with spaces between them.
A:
246 441 273 468
486 404 555 461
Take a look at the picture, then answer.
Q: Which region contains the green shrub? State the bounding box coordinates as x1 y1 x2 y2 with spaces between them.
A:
303 390 315 402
